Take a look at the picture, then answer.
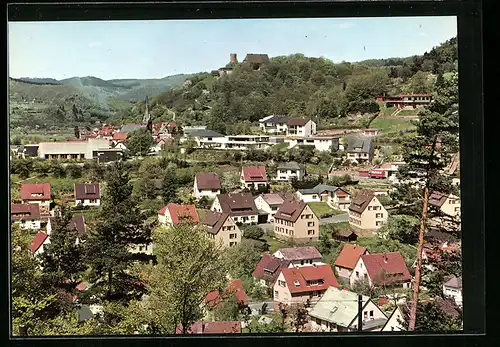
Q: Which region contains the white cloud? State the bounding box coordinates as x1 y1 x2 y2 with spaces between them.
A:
337 22 356 29
88 41 103 48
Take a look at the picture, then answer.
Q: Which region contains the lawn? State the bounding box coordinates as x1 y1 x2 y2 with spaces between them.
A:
307 202 336 216
370 117 416 133
261 233 288 253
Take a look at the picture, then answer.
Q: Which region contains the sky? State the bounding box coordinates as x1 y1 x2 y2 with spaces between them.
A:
8 16 457 81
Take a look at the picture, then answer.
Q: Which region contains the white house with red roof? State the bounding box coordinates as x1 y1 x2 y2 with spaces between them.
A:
28 232 50 256
240 166 268 190
20 183 51 215
334 244 369 284
349 252 412 289
273 264 339 311
11 203 41 230
157 203 200 226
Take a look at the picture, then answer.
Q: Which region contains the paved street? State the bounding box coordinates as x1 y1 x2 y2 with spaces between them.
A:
259 213 348 231
247 300 274 315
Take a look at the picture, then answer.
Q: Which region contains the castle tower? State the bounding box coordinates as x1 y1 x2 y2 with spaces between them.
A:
230 53 238 64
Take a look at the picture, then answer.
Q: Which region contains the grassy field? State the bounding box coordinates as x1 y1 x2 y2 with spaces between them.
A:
307 202 344 217
261 233 288 253
370 117 416 133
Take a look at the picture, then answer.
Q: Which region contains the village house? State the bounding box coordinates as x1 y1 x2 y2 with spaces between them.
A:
428 191 461 218
296 184 351 210
200 210 241 248
258 115 317 137
287 118 317 137
11 203 41 230
381 304 410 331
363 129 381 137
345 136 374 163
157 203 200 226
193 172 222 200
47 215 86 237
377 94 433 109
252 253 291 288
204 279 249 314
38 138 111 160
240 166 268 190
176 321 241 334
285 135 339 152
28 231 50 256
333 230 359 242
258 115 290 134
273 264 338 311
348 191 388 230
442 275 462 308
20 183 51 215
74 183 101 207
211 192 259 225
273 246 324 268
273 199 319 243
334 244 369 284
275 161 306 182
309 287 388 332
179 129 225 149
13 144 39 159
349 252 412 289
254 192 288 223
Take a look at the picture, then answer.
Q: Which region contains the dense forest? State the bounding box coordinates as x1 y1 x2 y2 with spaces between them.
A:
120 37 457 134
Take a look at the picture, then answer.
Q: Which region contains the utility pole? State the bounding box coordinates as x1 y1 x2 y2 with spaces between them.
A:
408 185 430 331
357 294 363 332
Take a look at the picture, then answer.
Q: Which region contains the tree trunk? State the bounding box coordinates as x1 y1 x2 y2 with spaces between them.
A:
408 185 429 331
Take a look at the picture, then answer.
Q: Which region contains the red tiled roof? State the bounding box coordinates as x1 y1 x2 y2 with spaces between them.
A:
287 118 310 126
279 264 338 294
252 253 291 284
204 279 249 308
275 246 322 261
112 132 128 141
74 183 101 200
241 166 267 182
335 244 368 270
160 203 199 225
274 199 308 222
360 252 411 285
176 321 241 334
196 172 222 190
20 183 51 201
28 232 49 253
11 203 41 221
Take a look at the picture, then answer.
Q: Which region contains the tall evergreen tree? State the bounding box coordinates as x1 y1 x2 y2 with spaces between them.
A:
82 161 152 306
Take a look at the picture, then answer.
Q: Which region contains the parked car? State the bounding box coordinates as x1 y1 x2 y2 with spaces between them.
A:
320 213 333 219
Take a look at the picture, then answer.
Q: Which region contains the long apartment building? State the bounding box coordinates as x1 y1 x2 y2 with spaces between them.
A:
38 138 114 160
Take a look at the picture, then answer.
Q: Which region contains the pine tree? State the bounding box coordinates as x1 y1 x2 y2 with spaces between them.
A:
82 161 153 306
161 168 179 204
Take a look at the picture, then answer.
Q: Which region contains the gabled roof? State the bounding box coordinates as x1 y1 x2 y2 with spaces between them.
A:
274 199 309 222
216 193 258 216
258 193 286 207
49 215 87 236
335 244 368 270
252 253 291 284
204 279 249 308
309 287 378 328
261 115 289 124
28 232 49 253
443 275 462 289
287 118 310 126
158 203 200 224
349 191 377 214
20 183 51 201
176 321 241 334
112 132 128 141
200 210 230 235
346 136 373 153
381 304 411 331
279 264 338 294
299 184 344 196
360 252 412 285
195 172 221 190
274 246 322 261
74 183 101 200
241 166 267 182
243 53 270 64
428 191 452 208
277 161 302 170
11 203 41 221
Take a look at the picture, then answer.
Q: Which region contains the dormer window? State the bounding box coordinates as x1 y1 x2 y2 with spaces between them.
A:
294 280 300 287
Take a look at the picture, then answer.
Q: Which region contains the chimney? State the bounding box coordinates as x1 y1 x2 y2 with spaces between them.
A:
230 53 238 64
201 321 206 333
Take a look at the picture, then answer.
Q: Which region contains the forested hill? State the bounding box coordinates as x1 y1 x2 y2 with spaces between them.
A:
124 37 457 134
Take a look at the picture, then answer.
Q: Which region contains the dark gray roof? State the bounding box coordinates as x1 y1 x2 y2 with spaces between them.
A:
299 184 340 195
362 318 388 330
120 124 146 133
277 161 302 170
263 115 289 124
186 129 224 138
346 136 373 153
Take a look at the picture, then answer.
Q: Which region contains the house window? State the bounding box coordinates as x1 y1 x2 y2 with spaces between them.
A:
376 221 383 226
89 199 97 203
454 207 460 212
368 206 372 211
139 245 145 251
278 280 286 287
274 290 279 298
229 233 237 239
376 213 383 218
364 274 367 280
301 260 304 265
229 242 237 247
370 311 374 318
308 230 315 235
356 271 359 277
364 311 368 319
308 222 315 227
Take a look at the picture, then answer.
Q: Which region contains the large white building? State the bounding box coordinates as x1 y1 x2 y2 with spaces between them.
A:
285 136 340 152
258 115 317 137
38 138 112 160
